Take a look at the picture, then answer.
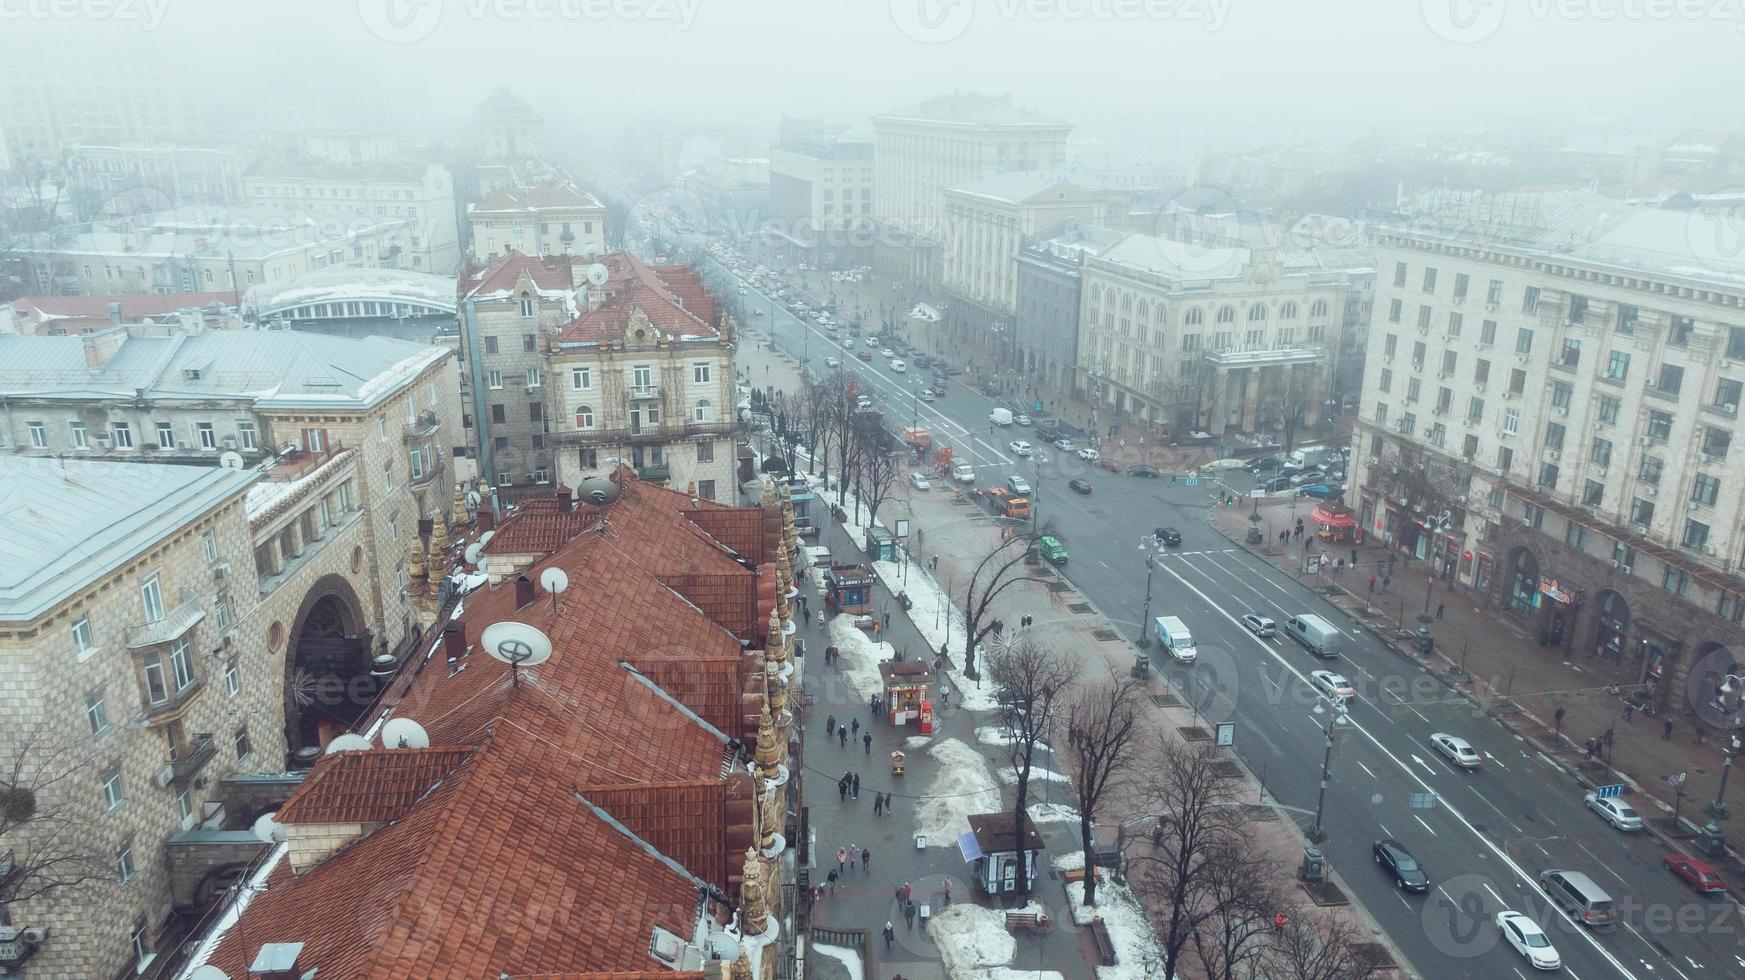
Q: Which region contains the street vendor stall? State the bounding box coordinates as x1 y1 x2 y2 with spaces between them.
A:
866 526 897 563
958 812 1045 897
824 562 876 628
1311 501 1359 544
880 659 934 729
785 476 819 539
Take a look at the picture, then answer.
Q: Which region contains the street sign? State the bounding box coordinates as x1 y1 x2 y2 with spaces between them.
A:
1594 784 1625 799
1215 722 1235 747
895 518 910 538
1185 477 1200 487
1410 792 1437 810
1669 772 1687 787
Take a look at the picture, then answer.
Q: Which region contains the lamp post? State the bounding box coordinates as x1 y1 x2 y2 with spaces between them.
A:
1307 697 1352 843
1137 554 1156 648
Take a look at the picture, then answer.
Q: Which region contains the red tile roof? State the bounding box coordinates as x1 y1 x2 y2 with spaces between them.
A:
558 278 717 344
461 249 575 299
278 748 472 824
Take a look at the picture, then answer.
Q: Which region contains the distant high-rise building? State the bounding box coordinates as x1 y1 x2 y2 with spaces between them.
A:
473 87 545 164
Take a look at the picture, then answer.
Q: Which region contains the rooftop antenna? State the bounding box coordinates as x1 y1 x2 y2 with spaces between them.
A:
324 733 372 754
251 812 286 844
218 450 245 470
382 717 431 749
539 566 570 614
479 621 552 687
587 262 609 287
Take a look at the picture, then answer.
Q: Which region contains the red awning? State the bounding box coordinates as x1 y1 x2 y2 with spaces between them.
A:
1311 505 1356 528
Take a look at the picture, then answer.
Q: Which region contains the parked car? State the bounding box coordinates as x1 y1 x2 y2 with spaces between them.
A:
1153 527 1182 547
1298 484 1339 499
1496 911 1561 971
1069 478 1093 494
1053 438 1075 451
1015 413 1033 426
1077 447 1100 461
1128 464 1162 478
1373 839 1429 892
1584 792 1643 831
1241 613 1277 637
1008 440 1033 457
1261 476 1295 493
1662 854 1727 894
1310 670 1356 702
1430 733 1483 769
909 472 931 490
891 360 907 372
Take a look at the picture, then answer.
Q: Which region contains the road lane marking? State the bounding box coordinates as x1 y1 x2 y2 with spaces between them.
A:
1411 754 1439 777
1414 814 1437 836
1576 842 1630 887
1356 760 1379 780
1482 882 1508 906
1378 822 1394 838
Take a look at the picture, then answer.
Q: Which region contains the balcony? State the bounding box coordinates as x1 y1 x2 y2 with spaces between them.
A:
126 599 205 650
409 450 446 487
403 410 440 442
143 678 204 725
637 463 672 482
168 733 216 782
626 384 662 401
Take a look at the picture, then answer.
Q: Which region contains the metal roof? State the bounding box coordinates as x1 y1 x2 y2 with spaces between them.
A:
243 268 458 316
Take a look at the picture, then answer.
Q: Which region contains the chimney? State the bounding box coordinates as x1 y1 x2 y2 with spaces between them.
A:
442 622 467 660
556 486 573 512
476 507 495 531
248 942 305 980
81 326 128 370
513 573 536 608
108 300 122 326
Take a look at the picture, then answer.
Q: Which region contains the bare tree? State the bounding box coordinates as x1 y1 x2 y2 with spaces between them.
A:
1261 908 1383 980
1062 676 1144 906
0 158 71 301
1125 738 1255 980
985 638 1074 904
766 388 806 476
800 376 837 475
1191 851 1282 980
0 728 112 913
956 526 1045 678
1259 365 1319 454
850 414 900 530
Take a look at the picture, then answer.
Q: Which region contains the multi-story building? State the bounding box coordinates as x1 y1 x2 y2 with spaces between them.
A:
871 93 1072 285
473 87 545 163
1352 192 1745 718
0 326 463 977
68 143 246 207
242 160 460 272
29 206 422 296
0 59 209 162
940 173 1107 361
467 180 607 259
1012 221 1123 394
1077 233 1352 437
1 292 241 335
553 255 738 500
767 134 875 267
457 251 577 498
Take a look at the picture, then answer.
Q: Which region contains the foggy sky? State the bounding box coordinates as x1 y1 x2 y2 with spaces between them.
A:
15 0 1741 151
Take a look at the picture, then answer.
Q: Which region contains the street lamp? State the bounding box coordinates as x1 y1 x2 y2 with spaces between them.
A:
1136 552 1157 648
1307 697 1352 843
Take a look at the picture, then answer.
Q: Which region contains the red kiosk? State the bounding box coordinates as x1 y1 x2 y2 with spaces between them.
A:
880 659 934 728
1311 501 1359 544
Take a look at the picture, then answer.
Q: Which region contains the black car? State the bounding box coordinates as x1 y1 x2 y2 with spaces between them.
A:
1069 478 1093 494
1373 839 1429 892
1248 454 1283 473
1153 526 1182 547
1128 464 1162 478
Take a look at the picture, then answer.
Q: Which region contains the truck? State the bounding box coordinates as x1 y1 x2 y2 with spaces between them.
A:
1153 615 1197 663
902 427 932 453
1284 613 1342 659
988 488 1030 519
1288 445 1342 470
989 407 1014 426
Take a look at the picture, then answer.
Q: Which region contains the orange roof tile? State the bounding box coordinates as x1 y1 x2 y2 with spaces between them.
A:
557 279 717 345
278 748 472 825
461 249 575 299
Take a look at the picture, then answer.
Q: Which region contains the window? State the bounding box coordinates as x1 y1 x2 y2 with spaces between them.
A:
1523 286 1540 313
526 368 542 388
1683 520 1712 551
235 726 252 759
1441 350 1458 374
1393 261 1407 287
491 404 506 424
1598 395 1620 425
571 366 593 389
1693 473 1721 506
1474 359 1490 384
409 446 425 479
533 468 549 484
488 370 503 389
1467 396 1484 422
1647 410 1673 440
1417 305 1432 331
1453 273 1469 300
102 770 124 812
484 335 499 354
1502 408 1520 435
69 420 88 448
697 440 715 463
1715 377 1742 410
1630 497 1655 526
692 362 712 384
1664 565 1690 598
70 614 96 657
574 405 595 429
1656 363 1683 394
1514 328 1534 355
1728 325 1745 360
1383 334 1397 357
117 841 137 883
1702 427 1731 459
216 596 231 631
1615 304 1637 334
1378 368 1392 393
1374 403 1389 426
632 365 653 390
519 297 534 317
1565 521 1587 549
1544 422 1565 451
237 421 257 449
1498 446 1514 473
528 402 543 423
1480 319 1497 345
579 448 598 469
1604 351 1630 381
1508 369 1526 395
1462 434 1479 457
1558 338 1581 367
1486 278 1503 305
698 479 717 500
27 420 46 448
1406 378 1421 403
1671 315 1695 347
1401 411 1417 435
156 421 174 447
1412 341 1427 368
141 575 164 623
1421 267 1439 295
1537 462 1559 490
196 422 216 449
1447 312 1463 337
178 789 193 826
169 638 195 691
87 694 109 734
202 529 218 564
1638 455 1662 485
1551 383 1572 411
693 399 714 422
1582 480 1605 507
1590 437 1612 468
522 333 536 352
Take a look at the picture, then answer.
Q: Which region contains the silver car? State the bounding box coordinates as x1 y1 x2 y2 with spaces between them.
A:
1241 613 1277 637
1583 792 1643 831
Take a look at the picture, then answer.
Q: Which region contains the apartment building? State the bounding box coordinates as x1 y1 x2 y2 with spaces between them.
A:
1012 221 1123 394
767 134 875 266
473 86 545 163
467 180 607 259
68 143 246 207
242 159 460 272
1353 192 1745 718
0 59 209 161
1078 233 1352 437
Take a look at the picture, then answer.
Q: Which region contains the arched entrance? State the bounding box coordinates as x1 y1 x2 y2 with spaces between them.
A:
1504 545 1540 619
285 574 373 754
1687 641 1741 728
1591 590 1630 667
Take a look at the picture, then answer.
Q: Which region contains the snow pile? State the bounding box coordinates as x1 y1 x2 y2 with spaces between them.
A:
1028 802 1081 824
827 614 894 702
1064 875 1163 980
811 942 863 980
999 764 1071 786
914 738 1002 848
930 901 1064 980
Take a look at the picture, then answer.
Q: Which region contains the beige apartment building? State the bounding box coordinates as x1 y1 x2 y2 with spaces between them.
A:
467 180 608 259
243 160 460 272
1353 192 1745 719
767 134 875 265
1078 233 1352 437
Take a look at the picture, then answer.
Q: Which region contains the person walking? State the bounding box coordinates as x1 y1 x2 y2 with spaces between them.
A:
1665 718 1676 740
863 732 873 755
1368 575 1377 595
848 844 860 868
826 868 838 895
836 847 847 874
1624 702 1635 722
798 594 808 619
851 772 861 798
901 881 912 904
883 921 895 950
826 715 836 736
873 792 884 816
861 845 870 872
839 726 848 748
838 778 848 802
851 718 861 738
942 878 952 905
904 899 916 928
1435 602 1445 620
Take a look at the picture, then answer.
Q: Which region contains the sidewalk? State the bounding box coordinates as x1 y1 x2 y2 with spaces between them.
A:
1210 497 1745 876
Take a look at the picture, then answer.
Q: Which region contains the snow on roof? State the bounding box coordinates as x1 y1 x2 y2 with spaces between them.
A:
1096 232 1250 281
245 268 458 316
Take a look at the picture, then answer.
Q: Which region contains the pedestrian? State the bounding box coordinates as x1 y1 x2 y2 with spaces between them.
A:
874 792 884 816
852 717 861 738
1624 702 1635 722
799 594 808 618
862 846 870 872
852 772 860 797
1368 575 1377 594
1664 718 1675 740
815 883 826 904
826 868 838 894
1435 602 1445 620
930 554 939 571
943 879 952 904
839 779 848 801
835 844 847 870
1583 738 1596 759
883 921 895 950
1382 576 1391 593
902 881 912 903
839 726 848 748
883 611 891 630
864 732 873 755
848 844 860 868
940 683 951 706
1350 548 1359 567
817 610 825 629
904 900 916 928
826 715 837 736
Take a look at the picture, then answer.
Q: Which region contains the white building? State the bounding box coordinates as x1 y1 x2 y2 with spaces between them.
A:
467 181 607 260
69 143 245 207
1353 191 1745 718
242 160 459 273
767 134 876 261
473 87 545 164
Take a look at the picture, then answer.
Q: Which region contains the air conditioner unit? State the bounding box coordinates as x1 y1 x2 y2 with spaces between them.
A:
213 563 231 581
1474 383 1486 393
20 927 47 944
1554 405 1568 416
221 435 237 448
1476 342 1493 351
1646 486 1658 496
1485 302 1499 312
1516 355 1529 364
96 434 112 447
1437 372 1449 380
1452 295 1465 305
1610 559 1620 568
1546 450 1561 462
1461 418 1472 426
1726 404 1738 414
1594 466 1607 476
1702 545 1718 557
1621 564 1634 575
154 765 175 787
1368 455 1380 466
1644 378 1657 388
175 439 191 450
1640 436 1653 446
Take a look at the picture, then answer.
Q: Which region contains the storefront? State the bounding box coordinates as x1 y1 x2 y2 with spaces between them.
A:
880 659 934 728
1310 502 1359 544
1592 590 1630 667
959 812 1046 897
1537 578 1579 650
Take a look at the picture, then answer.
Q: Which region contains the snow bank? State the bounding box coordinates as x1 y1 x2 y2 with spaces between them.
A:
811 942 863 980
827 614 894 702
998 764 1071 785
1028 802 1081 824
930 901 1063 980
1064 875 1162 980
914 739 1002 848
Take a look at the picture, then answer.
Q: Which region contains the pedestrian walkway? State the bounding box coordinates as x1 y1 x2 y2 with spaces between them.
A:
1210 497 1745 873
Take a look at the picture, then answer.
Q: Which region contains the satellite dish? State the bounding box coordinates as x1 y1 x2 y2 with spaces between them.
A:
382 717 431 749
480 621 553 671
578 475 620 505
464 542 485 565
218 450 245 470
252 812 285 844
539 567 569 595
478 530 495 546
324 733 372 754
465 489 482 509
587 262 609 286
189 967 232 980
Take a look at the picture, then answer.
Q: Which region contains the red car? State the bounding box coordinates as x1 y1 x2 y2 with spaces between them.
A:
1663 854 1727 894
856 349 873 361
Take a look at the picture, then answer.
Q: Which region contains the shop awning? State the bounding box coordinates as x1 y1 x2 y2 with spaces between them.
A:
1311 505 1356 528
957 832 985 863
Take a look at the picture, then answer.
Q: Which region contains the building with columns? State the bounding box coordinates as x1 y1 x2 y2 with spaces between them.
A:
939 173 1107 363
1077 233 1354 438
183 474 806 980
1351 192 1745 719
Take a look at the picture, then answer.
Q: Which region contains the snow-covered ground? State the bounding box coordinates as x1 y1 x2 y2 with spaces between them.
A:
826 614 895 702
1027 801 1081 824
929 902 1064 980
1063 872 1162 980
914 738 1002 848
811 942 863 980
998 764 1071 785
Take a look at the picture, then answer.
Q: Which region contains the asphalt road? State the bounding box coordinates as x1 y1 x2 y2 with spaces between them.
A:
706 254 1745 980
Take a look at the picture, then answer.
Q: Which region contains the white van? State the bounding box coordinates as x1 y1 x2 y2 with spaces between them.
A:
1154 616 1196 663
989 407 1014 426
953 461 976 483
1284 613 1342 659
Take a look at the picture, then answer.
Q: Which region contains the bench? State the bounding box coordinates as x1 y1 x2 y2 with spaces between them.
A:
1005 911 1049 931
1062 868 1103 886
1088 918 1118 966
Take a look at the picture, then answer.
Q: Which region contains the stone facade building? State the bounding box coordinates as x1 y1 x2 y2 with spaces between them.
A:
467 180 607 260
1012 221 1122 394
766 134 875 268
1351 192 1745 718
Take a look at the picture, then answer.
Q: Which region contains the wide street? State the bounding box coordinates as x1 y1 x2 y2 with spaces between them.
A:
707 255 1745 980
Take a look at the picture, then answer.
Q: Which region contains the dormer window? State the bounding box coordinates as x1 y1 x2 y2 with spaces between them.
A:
519 296 534 318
